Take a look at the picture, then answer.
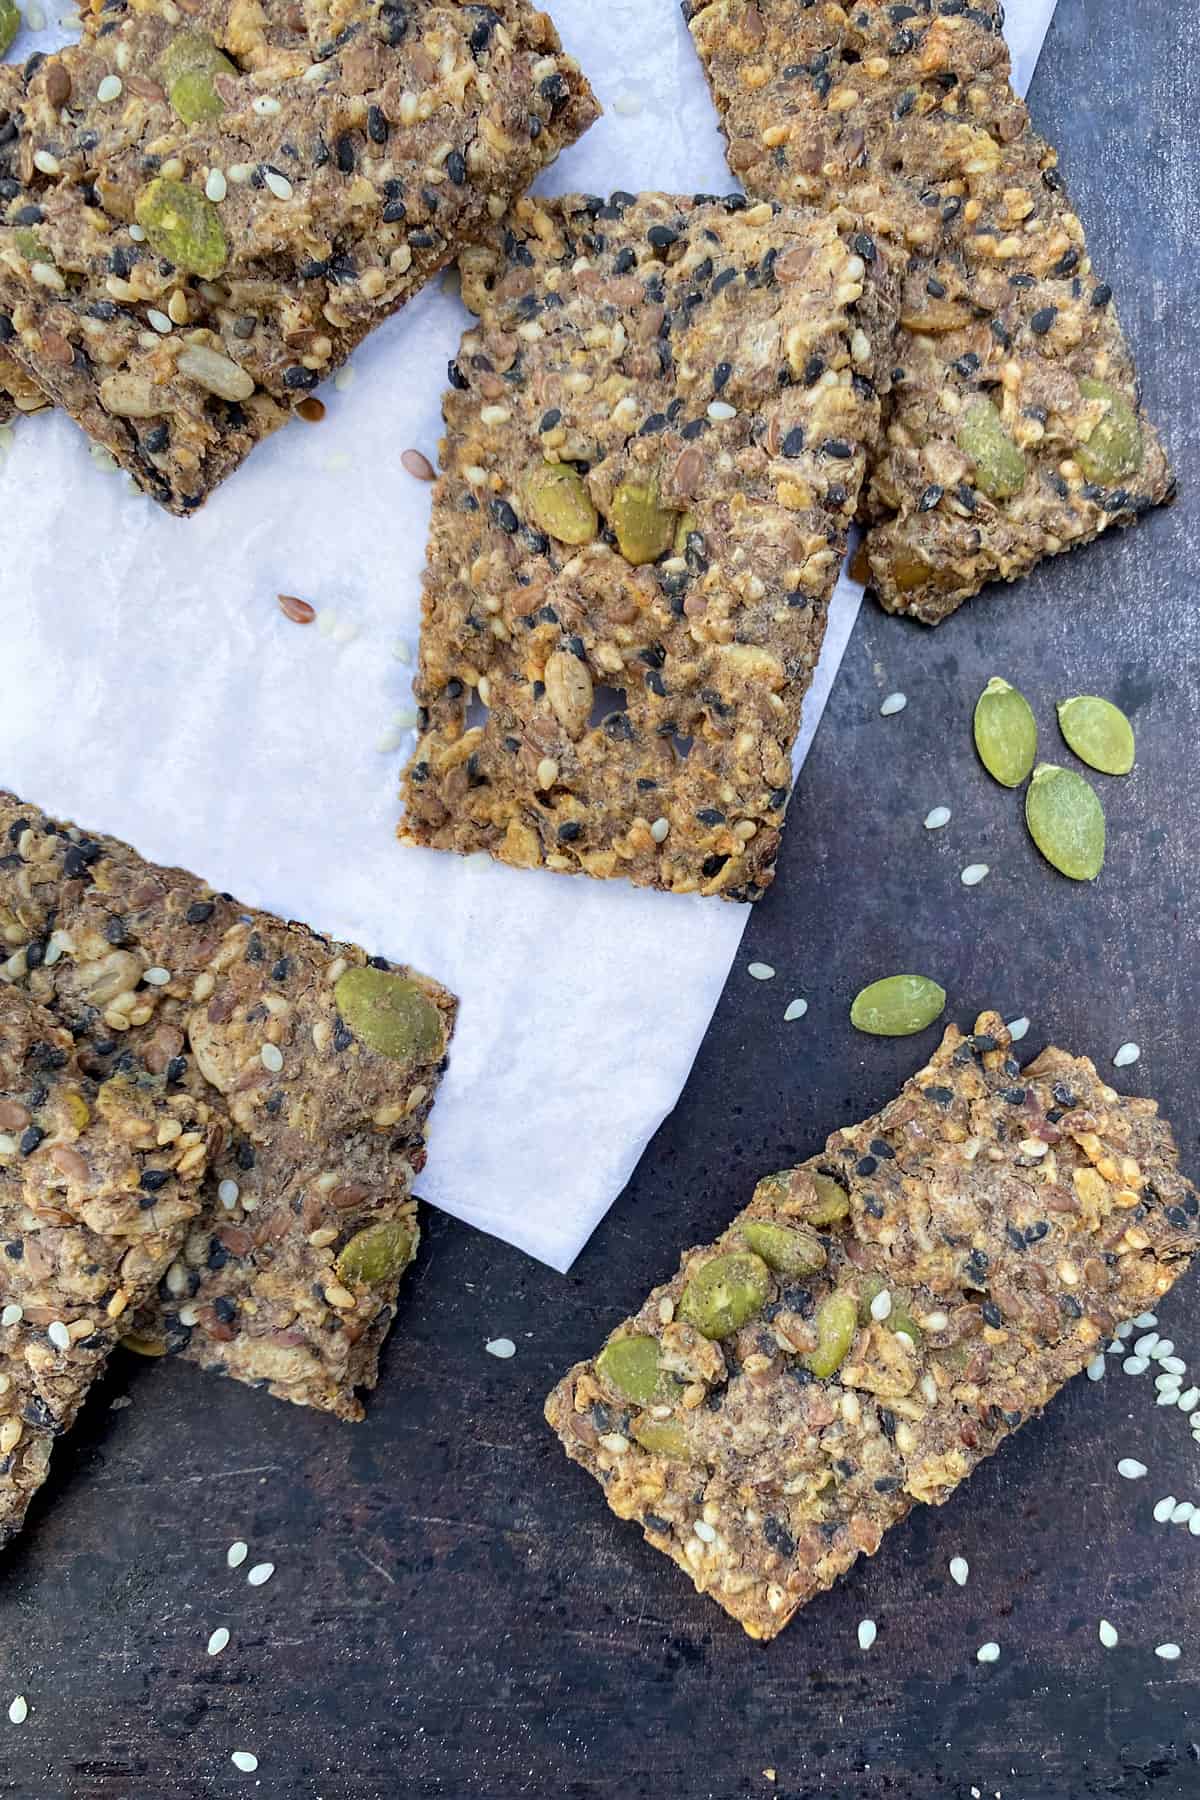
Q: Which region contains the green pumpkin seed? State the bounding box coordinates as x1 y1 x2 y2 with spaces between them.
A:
632 1417 691 1460
610 479 677 565
856 1273 887 1325
134 177 228 279
890 1308 922 1346
595 1335 682 1406
524 461 597 544
0 0 20 57
169 66 229 123
158 32 236 122
1056 695 1134 776
1024 763 1105 881
739 1220 826 1277
678 1250 770 1339
807 1173 851 1225
850 974 946 1037
336 1218 416 1285
13 227 45 264
333 967 444 1062
1075 378 1143 485
955 396 1027 500
973 676 1037 788
803 1289 859 1379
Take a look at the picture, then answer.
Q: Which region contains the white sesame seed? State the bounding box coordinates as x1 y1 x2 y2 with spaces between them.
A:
1123 1357 1149 1375
264 168 293 200
1157 1390 1182 1407
485 1337 516 1359
226 1541 248 1569
612 88 644 116
1154 1338 1176 1359
143 966 171 986
1117 1320 1136 1337
302 61 328 81
231 1751 259 1772
205 169 228 203
923 806 951 830
949 1556 969 1587
228 163 254 183
251 94 280 114
246 1562 274 1587
47 1321 70 1352
707 400 736 421
334 365 356 392
33 150 61 175
1160 1356 1186 1376
1117 1458 1148 1480
260 1043 283 1074
870 1289 892 1322
1177 1387 1200 1412
0 1136 16 1156
1086 1355 1106 1381
376 730 405 754
1190 1513 1200 1538
1 1305 23 1328
110 1395 132 1411
1133 1312 1158 1329
1113 1042 1141 1068
218 1179 240 1209
146 308 173 334
7 1696 27 1725
96 74 123 102
207 1627 230 1656
1155 1371 1181 1390
879 692 907 717
1154 1643 1181 1661
960 863 990 887
783 998 808 1022
1099 1619 1118 1648
1154 1496 1177 1523
693 1519 716 1544
747 962 775 981
1134 1332 1160 1357
1171 1502 1194 1525
1191 1412 1200 1429
857 1618 877 1651
976 1642 1000 1664
650 817 670 843
127 224 145 241
1006 1016 1030 1041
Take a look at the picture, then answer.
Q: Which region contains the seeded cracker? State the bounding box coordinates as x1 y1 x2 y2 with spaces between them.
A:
0 984 213 1543
401 192 889 899
0 0 597 510
547 1012 1198 1639
0 792 457 1420
686 0 1173 623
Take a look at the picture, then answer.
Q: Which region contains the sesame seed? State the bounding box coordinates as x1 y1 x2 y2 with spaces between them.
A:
1190 1514 1200 1538
1117 1459 1148 1480
33 150 61 175
7 1696 27 1725
650 817 670 843
961 863 990 887
1153 1496 1177 1523
1113 1042 1141 1068
260 1043 283 1073
707 400 736 421
205 169 227 203
1177 1387 1200 1412
612 88 644 116
857 1618 877 1651
207 1627 230 1656
0 1136 16 1156
143 966 171 986
485 1337 516 1359
1133 1313 1158 1329
1122 1357 1149 1375
1 1305 23 1327
1153 1339 1176 1359
923 805 951 830
246 1562 274 1587
1134 1333 1160 1357
226 1541 248 1569
1155 1371 1180 1389
1006 1016 1030 1041
146 309 173 334
47 1321 70 1351
264 168 293 200
1171 1502 1194 1525
1086 1355 1106 1381
536 757 558 790
1158 1390 1181 1407
334 365 356 392
870 1289 892 1322
228 163 254 183
252 95 280 114
748 962 775 981
949 1556 969 1587
218 1179 240 1209
1099 1620 1118 1648
1117 1320 1137 1337
127 224 145 241
879 692 907 717
693 1519 716 1544
1191 1411 1200 1429
1154 1643 1181 1661
1160 1356 1186 1376
976 1642 1000 1664
96 75 123 102
231 1751 259 1772
783 998 808 1022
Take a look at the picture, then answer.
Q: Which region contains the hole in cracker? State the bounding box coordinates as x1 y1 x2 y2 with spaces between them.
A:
588 684 629 731
464 689 489 730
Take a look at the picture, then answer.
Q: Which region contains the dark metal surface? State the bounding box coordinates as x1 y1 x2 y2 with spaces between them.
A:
2 1 1197 1794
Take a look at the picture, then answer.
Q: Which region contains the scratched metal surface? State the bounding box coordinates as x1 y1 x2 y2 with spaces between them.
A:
1 0 1198 1794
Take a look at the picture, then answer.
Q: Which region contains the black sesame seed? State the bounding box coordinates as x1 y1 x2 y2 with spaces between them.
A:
367 105 388 143
647 223 679 250
284 365 319 390
139 1168 170 1191
919 483 943 512
18 1126 44 1156
822 439 853 459
782 426 805 457
1025 1221 1049 1243
855 1155 877 1177
850 231 876 263
335 133 356 173
981 1300 1003 1328
489 498 518 533
103 915 128 946
186 900 215 923
557 822 582 842
1030 306 1057 335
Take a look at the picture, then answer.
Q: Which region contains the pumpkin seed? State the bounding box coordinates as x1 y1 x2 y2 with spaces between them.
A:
955 397 1026 500
850 975 946 1037
1024 764 1105 880
803 1289 859 1378
632 1417 691 1460
336 1218 416 1285
610 479 677 565
158 32 236 122
0 0 19 57
333 967 444 1062
595 1335 682 1406
134 177 227 279
1075 378 1143 485
806 1173 851 1225
673 510 698 555
739 1220 826 1277
973 676 1037 787
524 461 597 544
678 1250 770 1339
1056 695 1135 776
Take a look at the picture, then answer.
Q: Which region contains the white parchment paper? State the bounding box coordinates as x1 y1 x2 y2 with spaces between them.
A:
0 0 1056 1270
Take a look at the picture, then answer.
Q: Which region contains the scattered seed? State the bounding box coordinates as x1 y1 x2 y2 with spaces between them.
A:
1057 695 1135 776
850 974 946 1037
264 168 293 200
748 962 775 981
1117 1458 1148 1480
650 817 670 844
1135 1333 1160 1357
1006 1016 1030 1041
96 74 123 102
259 1044 283 1074
1154 1643 1181 1662
1177 1387 1200 1412
974 676 1037 787
960 863 990 887
976 1642 1000 1664
1171 1502 1194 1525
707 400 736 422
1123 1357 1149 1375
612 88 643 116
47 1321 70 1351
277 593 316 625
1133 1313 1158 1328
1157 1390 1181 1407
7 1696 27 1725
401 448 435 481
923 805 951 830
1099 1620 1119 1649
146 308 173 335
1024 763 1105 881
1190 1514 1200 1538
783 998 808 1022
1154 1495 1177 1523
205 168 227 203
857 1618 877 1651
207 1627 230 1656
231 1751 259 1772
1086 1355 1106 1381
1113 1042 1141 1068
246 1562 274 1587
879 692 907 717
1160 1356 1186 1376
226 1541 248 1568
334 365 355 392
296 396 325 423
949 1556 969 1587
485 1337 516 1359
1155 1372 1181 1392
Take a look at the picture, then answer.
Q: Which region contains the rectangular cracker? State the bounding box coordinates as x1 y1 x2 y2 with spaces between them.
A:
0 0 597 510
546 1010 1199 1639
0 984 213 1544
400 191 889 899
0 791 457 1420
686 0 1174 623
